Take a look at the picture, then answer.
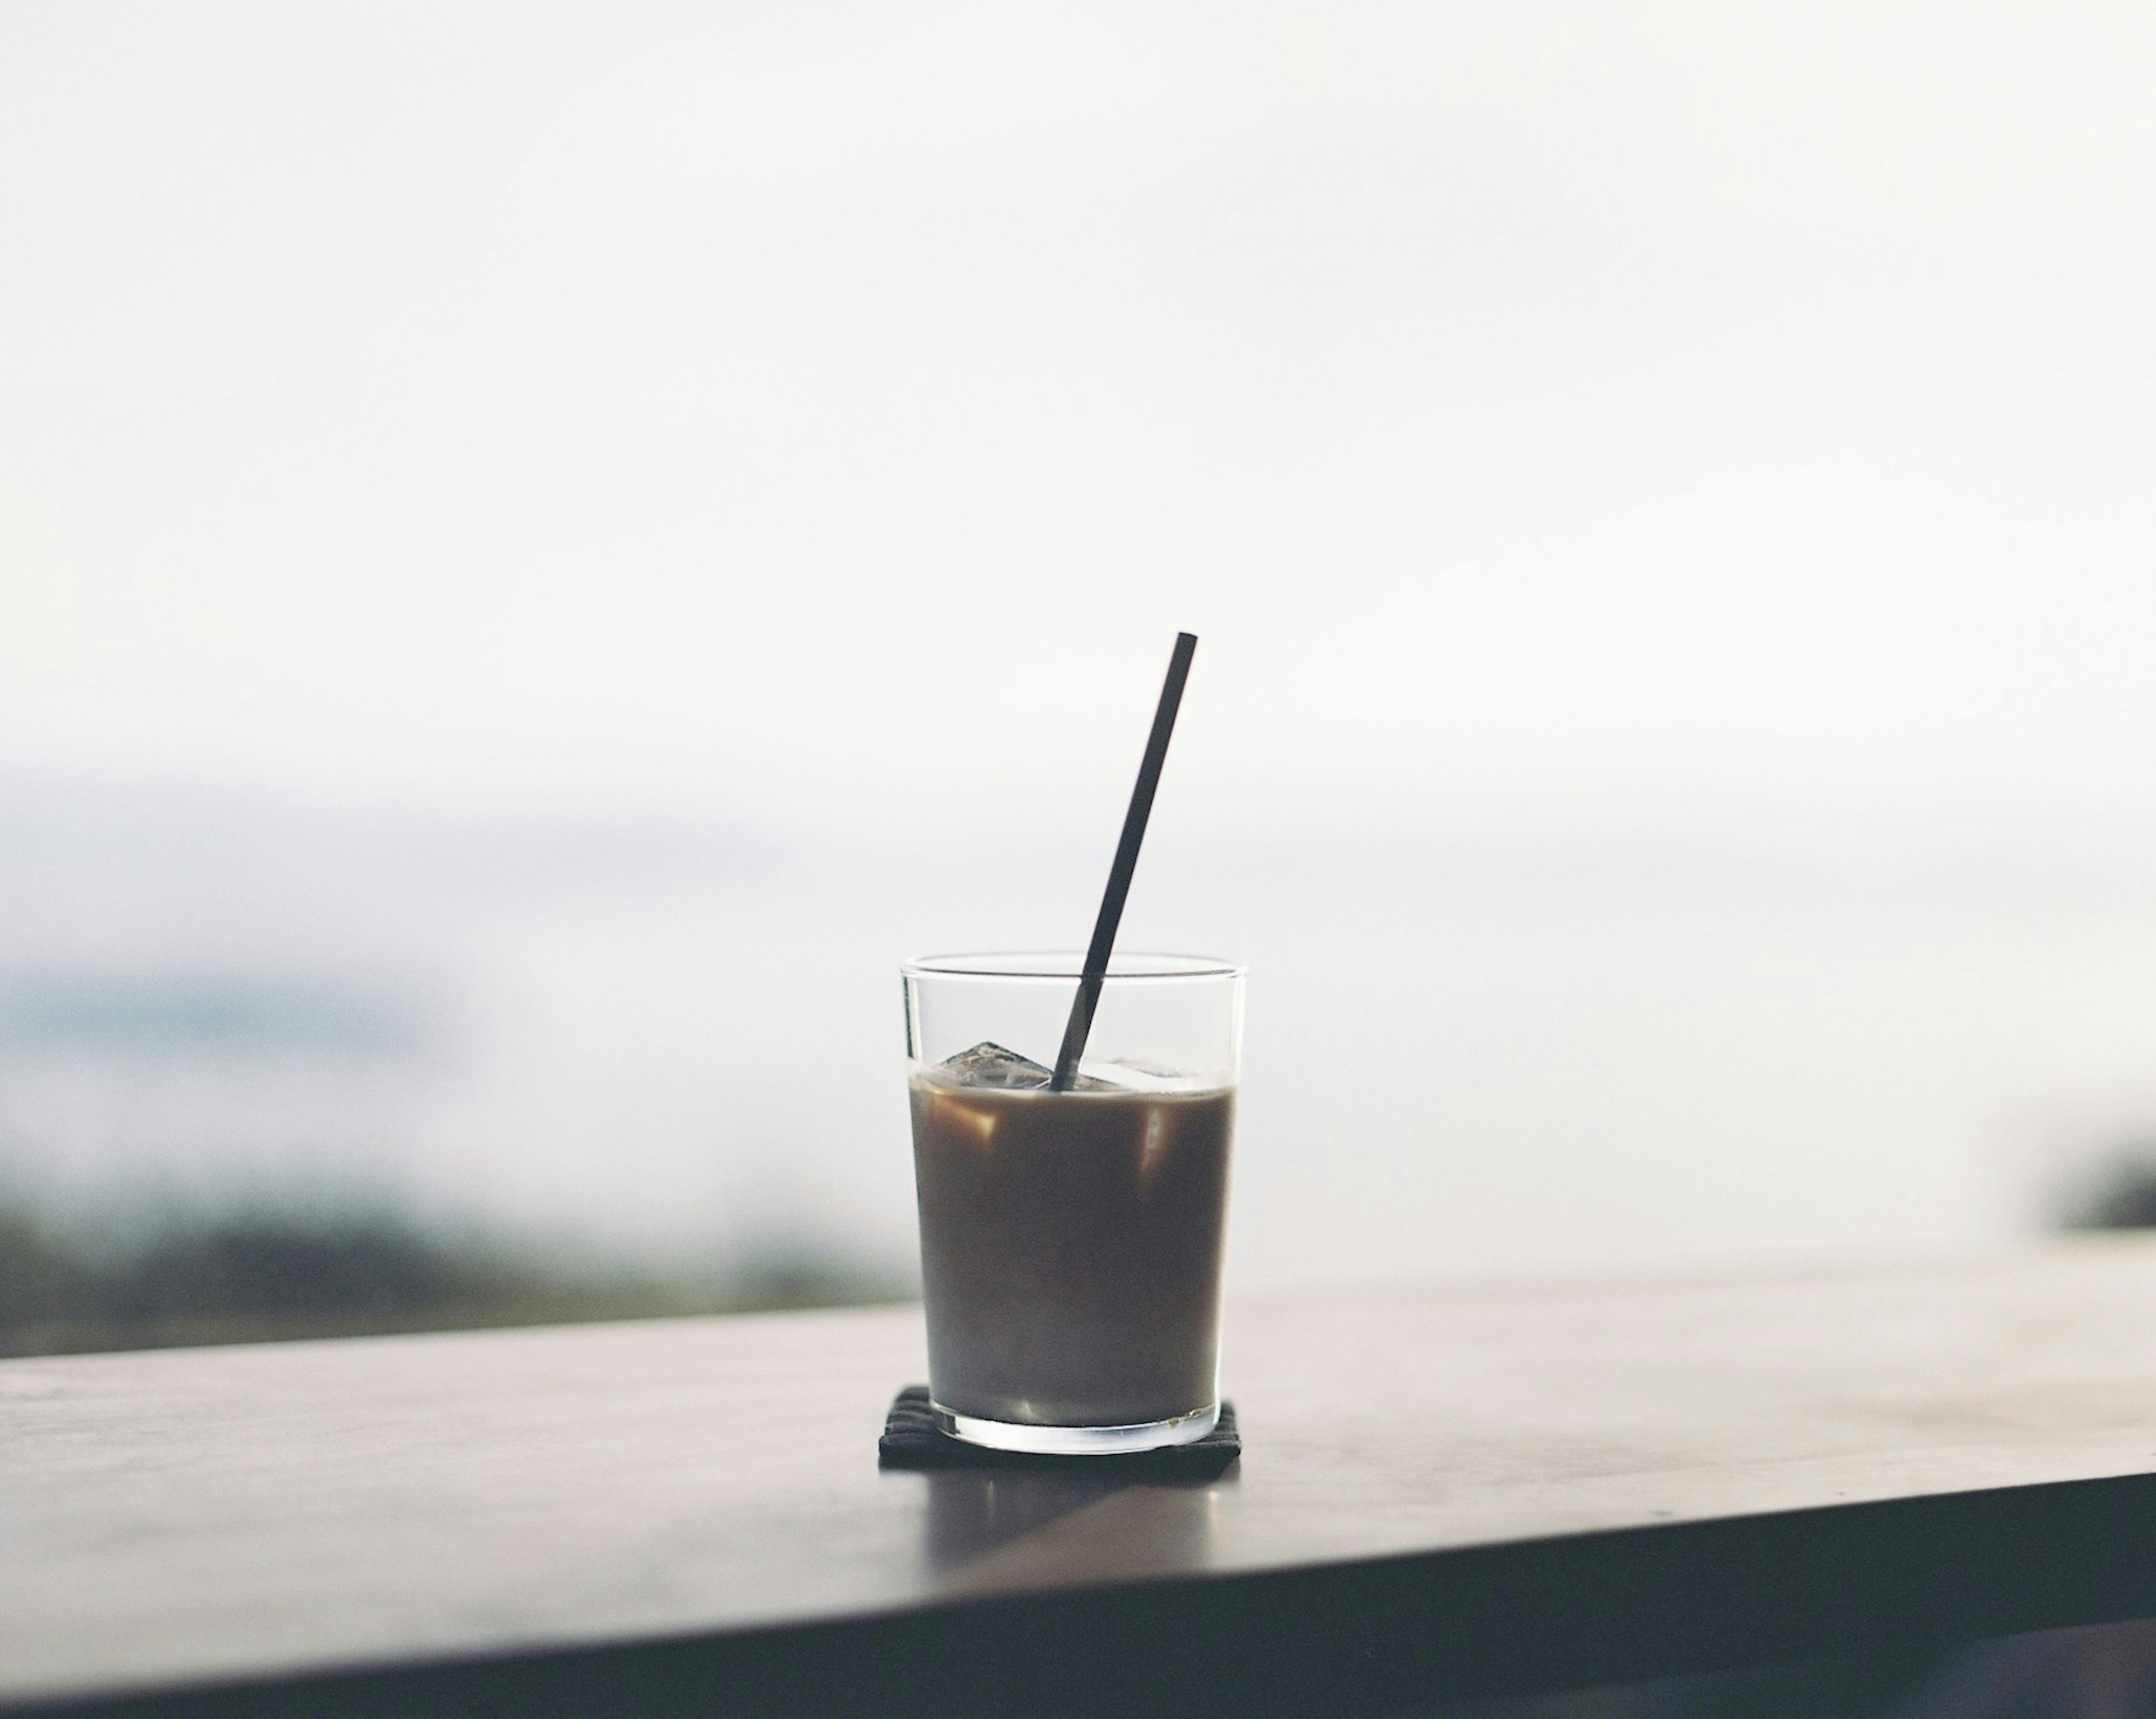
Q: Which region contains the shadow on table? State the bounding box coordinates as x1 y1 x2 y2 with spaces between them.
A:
919 1466 1232 1578
1404 1616 2156 1719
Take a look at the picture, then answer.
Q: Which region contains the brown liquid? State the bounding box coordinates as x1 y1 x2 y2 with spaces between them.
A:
909 1075 1234 1427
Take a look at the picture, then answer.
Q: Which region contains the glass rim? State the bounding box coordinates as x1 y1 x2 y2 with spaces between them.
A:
902 950 1245 980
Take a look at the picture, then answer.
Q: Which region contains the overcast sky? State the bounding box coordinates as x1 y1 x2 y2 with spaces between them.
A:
4 0 2156 842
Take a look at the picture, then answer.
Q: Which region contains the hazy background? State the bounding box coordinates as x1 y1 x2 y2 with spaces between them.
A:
6 0 2156 1337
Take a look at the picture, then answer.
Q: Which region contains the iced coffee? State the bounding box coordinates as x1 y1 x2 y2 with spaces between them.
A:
902 954 1244 1454
912 1044 1234 1430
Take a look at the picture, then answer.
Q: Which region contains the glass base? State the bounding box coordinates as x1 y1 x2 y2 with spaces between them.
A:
931 1400 1219 1455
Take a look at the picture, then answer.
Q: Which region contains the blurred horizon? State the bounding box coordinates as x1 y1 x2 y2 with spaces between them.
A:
7 1 2156 1330
12 764 2156 1301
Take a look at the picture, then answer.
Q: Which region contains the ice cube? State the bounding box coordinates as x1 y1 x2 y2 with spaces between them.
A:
935 1041 1054 1089
934 1042 1120 1091
1085 1059 1205 1092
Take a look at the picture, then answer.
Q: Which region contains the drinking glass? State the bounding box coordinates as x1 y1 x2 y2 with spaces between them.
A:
902 952 1244 1454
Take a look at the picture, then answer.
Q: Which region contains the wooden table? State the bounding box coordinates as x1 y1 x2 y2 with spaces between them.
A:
11 1237 2156 1716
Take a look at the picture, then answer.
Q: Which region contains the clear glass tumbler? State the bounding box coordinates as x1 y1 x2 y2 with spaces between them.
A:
902 951 1244 1454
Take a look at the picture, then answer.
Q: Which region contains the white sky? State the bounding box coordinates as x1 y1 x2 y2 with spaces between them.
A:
10 3 2156 1284
4 0 2156 838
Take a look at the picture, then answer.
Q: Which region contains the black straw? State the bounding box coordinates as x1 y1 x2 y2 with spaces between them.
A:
1049 632 1199 1092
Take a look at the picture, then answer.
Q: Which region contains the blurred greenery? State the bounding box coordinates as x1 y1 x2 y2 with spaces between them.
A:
2055 1144 2156 1234
0 1200 910 1359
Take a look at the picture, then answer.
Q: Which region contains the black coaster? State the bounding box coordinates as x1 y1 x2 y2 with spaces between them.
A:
878 1386 1240 1478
